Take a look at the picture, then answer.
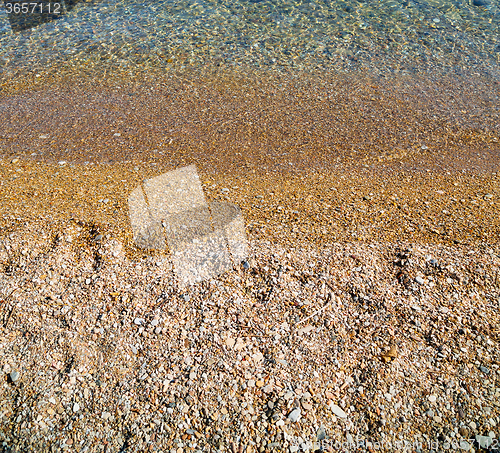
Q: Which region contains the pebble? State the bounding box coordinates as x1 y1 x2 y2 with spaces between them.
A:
1 225 499 449
415 276 425 285
316 426 326 441
288 408 301 423
9 370 20 382
329 404 347 419
459 427 470 437
284 391 295 400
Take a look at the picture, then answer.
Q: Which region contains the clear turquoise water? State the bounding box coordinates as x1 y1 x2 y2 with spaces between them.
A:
0 0 499 79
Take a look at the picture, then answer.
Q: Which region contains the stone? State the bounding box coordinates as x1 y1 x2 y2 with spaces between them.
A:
134 318 145 325
459 427 469 437
298 325 314 336
472 0 489 6
9 370 20 382
329 403 347 419
73 403 80 412
381 345 398 363
284 391 295 400
480 366 490 374
428 395 437 403
316 426 326 441
288 408 301 422
415 276 425 285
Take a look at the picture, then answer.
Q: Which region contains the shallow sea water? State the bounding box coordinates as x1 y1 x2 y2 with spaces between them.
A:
0 0 499 78
0 0 498 174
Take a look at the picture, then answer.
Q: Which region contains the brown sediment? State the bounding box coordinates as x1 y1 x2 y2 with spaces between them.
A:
0 66 499 175
0 66 499 250
0 159 498 257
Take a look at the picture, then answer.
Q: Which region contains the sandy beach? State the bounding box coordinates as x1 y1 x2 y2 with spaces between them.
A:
0 65 499 451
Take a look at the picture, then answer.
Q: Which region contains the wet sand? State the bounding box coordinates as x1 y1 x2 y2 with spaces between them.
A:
0 67 499 252
1 67 499 175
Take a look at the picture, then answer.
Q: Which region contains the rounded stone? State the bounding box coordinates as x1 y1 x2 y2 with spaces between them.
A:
9 370 20 382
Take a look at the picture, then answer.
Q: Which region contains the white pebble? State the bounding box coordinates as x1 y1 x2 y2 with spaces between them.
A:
329 403 347 419
288 408 301 422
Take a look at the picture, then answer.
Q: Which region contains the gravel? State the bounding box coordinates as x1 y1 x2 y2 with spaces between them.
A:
0 219 499 451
